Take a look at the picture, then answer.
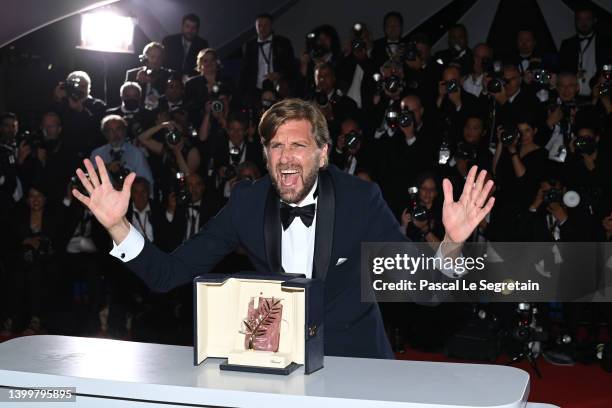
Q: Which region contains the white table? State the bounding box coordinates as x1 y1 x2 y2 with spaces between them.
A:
0 335 530 408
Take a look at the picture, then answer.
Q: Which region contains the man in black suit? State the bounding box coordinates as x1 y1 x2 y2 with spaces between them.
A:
371 11 404 72
105 82 155 141
162 13 209 79
433 24 474 76
125 42 174 111
126 177 168 249
238 13 296 107
72 98 495 359
559 6 612 98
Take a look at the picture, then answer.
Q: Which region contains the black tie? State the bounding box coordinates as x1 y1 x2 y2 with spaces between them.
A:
280 202 316 230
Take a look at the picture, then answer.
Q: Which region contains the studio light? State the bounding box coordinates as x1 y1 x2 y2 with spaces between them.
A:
79 10 134 53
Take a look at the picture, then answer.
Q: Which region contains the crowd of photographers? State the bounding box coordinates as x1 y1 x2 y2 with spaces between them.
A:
0 8 611 357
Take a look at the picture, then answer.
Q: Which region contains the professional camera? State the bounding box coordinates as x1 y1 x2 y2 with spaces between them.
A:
398 109 415 128
173 172 191 204
16 130 44 150
455 141 478 162
372 73 384 95
445 79 460 94
165 128 182 146
532 69 551 87
484 60 504 93
598 64 612 97
0 147 16 178
109 149 131 188
61 77 86 100
543 188 564 205
306 32 327 60
402 41 419 62
407 186 429 222
384 75 403 94
350 23 366 51
22 235 53 264
209 84 224 114
501 126 520 146
345 130 360 149
574 136 597 155
314 90 330 107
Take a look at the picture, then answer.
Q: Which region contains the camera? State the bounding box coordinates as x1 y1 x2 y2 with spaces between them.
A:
22 235 53 263
372 73 383 95
16 130 44 150
108 149 131 188
314 90 329 107
173 172 191 204
407 186 429 222
501 127 520 146
61 78 86 101
345 130 360 149
402 41 419 62
306 32 327 60
543 188 564 205
532 69 551 87
398 109 415 128
384 75 402 94
0 147 16 178
599 65 612 97
351 23 366 51
165 129 182 146
456 141 477 162
574 136 597 155
445 79 459 94
209 84 224 113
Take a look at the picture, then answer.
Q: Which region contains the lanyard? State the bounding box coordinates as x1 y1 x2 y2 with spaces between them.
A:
134 211 150 241
258 42 272 73
578 35 595 74
187 207 199 240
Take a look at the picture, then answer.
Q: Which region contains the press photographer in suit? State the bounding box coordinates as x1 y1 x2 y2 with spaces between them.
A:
71 99 495 359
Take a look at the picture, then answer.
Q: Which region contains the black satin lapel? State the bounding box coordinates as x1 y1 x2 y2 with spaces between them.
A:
313 169 335 281
264 185 283 275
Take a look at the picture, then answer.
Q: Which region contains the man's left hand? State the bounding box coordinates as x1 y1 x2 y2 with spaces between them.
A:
442 166 495 244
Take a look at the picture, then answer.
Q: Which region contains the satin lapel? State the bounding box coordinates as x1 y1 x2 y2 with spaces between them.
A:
313 169 335 281
264 185 283 275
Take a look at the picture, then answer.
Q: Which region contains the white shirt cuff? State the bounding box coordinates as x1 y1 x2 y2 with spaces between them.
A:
109 223 145 262
166 211 174 222
435 245 465 279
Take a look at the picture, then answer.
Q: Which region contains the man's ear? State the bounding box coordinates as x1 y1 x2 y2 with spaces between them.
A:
319 143 330 168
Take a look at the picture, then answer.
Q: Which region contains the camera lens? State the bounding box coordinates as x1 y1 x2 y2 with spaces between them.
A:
165 130 182 146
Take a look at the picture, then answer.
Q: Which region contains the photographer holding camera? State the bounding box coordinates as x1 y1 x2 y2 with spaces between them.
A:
0 113 22 237
310 63 358 138
371 12 404 71
299 25 342 96
371 59 406 139
400 172 444 246
337 22 375 110
433 24 473 76
106 82 155 142
463 43 493 98
493 116 548 239
91 115 153 191
125 42 174 111
330 118 372 176
402 33 442 113
52 71 106 159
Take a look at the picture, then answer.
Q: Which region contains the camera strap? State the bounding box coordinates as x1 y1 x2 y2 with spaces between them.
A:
134 210 150 241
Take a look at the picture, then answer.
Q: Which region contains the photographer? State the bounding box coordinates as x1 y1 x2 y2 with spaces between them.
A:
311 63 359 138
400 172 444 247
463 43 493 98
433 24 473 76
371 11 404 71
0 113 22 215
106 82 155 142
158 76 187 114
330 118 372 176
299 24 342 96
185 48 234 129
402 33 443 113
519 178 593 241
336 22 375 109
591 67 612 153
51 71 106 159
125 42 174 111
371 59 406 139
493 116 549 239
91 115 153 191
16 112 72 205
126 177 168 249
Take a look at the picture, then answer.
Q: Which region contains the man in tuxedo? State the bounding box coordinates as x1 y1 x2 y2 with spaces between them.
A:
72 98 495 359
433 24 473 76
371 11 404 71
238 13 296 107
125 42 174 111
162 13 209 78
559 6 612 98
106 82 155 142
126 177 167 248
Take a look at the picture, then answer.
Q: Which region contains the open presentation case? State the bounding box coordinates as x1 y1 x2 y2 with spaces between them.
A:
193 274 324 375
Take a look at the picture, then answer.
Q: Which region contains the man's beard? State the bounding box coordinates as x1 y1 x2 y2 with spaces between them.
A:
268 153 320 204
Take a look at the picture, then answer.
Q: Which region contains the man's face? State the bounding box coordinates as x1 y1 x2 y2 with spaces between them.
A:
419 178 437 207
238 166 258 181
182 19 199 41
122 87 141 105
558 75 578 101
165 79 184 102
105 120 126 147
381 61 403 79
575 10 596 35
442 67 461 83
265 119 328 204
0 118 18 141
473 45 492 74
415 42 431 62
463 117 483 144
517 31 536 56
41 115 61 140
227 120 245 146
187 174 204 203
131 182 149 211
503 67 521 96
315 67 335 93
449 27 467 50
400 96 424 125
146 47 163 70
256 17 272 40
384 16 402 40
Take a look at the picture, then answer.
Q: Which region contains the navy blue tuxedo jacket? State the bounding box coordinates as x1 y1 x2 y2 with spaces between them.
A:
126 165 410 359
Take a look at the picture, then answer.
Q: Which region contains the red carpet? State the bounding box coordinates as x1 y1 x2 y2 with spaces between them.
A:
396 348 612 407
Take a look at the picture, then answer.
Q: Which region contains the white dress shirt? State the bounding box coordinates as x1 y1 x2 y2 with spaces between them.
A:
347 64 365 108
132 203 153 242
281 180 318 277
578 33 597 97
257 35 274 89
463 73 484 97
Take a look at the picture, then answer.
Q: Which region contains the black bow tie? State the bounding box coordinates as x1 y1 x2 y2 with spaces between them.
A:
580 35 593 42
280 202 316 230
259 40 272 45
